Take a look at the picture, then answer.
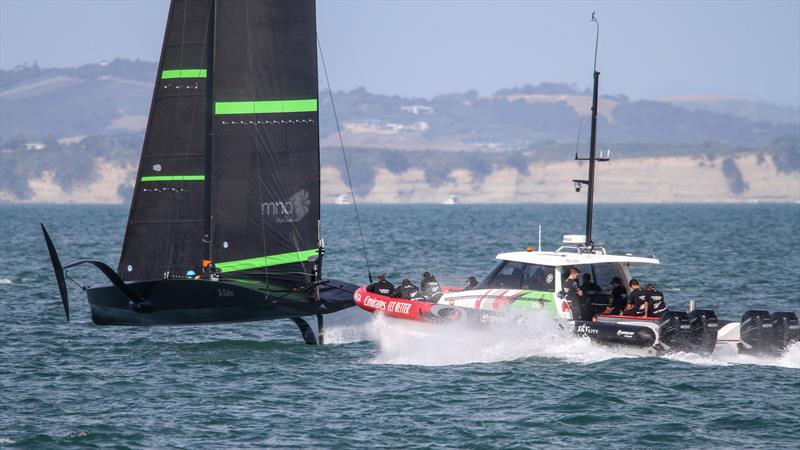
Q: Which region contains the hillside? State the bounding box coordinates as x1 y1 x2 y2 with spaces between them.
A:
1 60 798 204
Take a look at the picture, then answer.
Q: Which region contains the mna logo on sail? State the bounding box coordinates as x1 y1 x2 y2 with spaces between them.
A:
261 189 311 223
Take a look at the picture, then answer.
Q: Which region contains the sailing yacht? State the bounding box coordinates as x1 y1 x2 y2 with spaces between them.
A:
42 0 356 344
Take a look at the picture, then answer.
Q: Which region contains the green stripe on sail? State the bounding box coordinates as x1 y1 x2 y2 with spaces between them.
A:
215 99 318 115
161 69 207 79
216 249 319 273
141 175 205 182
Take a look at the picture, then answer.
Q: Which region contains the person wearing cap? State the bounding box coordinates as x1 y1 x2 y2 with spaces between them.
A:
562 267 586 319
391 279 424 300
602 277 628 315
464 276 479 290
623 279 648 317
366 274 395 296
645 283 668 317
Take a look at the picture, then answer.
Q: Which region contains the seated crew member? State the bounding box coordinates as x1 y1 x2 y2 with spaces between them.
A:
645 283 668 317
623 279 648 317
422 275 443 302
392 279 425 300
602 277 628 315
420 271 434 291
366 274 395 296
464 276 479 291
580 273 601 296
562 267 586 320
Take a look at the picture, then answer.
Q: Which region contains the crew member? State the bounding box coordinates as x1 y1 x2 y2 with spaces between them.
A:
420 271 434 291
603 277 628 315
366 274 395 296
464 276 479 290
580 273 601 296
422 275 443 301
645 283 668 317
562 267 586 320
623 279 648 317
392 279 424 300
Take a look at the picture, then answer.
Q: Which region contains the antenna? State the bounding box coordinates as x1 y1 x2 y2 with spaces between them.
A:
591 11 600 73
538 224 542 252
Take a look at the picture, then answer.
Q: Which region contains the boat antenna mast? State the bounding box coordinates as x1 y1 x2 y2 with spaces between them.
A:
572 11 609 252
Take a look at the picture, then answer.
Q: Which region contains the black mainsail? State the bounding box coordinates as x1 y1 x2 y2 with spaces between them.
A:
42 0 356 341
211 0 321 284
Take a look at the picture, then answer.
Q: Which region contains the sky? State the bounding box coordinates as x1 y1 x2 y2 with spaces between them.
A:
1 0 798 106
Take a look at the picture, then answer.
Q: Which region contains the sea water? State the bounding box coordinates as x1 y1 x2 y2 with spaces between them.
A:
1 204 798 448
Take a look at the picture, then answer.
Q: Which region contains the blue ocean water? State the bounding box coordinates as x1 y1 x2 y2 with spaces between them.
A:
1 203 799 448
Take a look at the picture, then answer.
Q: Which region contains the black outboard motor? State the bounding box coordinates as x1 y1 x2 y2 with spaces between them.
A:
658 311 692 352
738 310 775 355
688 309 719 354
770 312 800 353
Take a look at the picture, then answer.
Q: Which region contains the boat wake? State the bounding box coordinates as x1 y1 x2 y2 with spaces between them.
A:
362 312 800 369
365 310 639 366
663 341 800 369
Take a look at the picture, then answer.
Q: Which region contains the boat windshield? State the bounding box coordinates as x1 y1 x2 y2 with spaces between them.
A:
478 261 555 291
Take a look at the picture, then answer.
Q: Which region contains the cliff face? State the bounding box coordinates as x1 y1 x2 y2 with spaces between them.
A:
4 152 794 204
322 153 799 204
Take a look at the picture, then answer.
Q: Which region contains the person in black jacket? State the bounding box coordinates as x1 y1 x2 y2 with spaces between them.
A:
366 274 395 296
392 279 424 300
420 271 434 291
623 279 648 317
603 277 628 315
645 283 668 317
422 275 443 301
580 273 601 296
562 267 586 320
464 276 479 291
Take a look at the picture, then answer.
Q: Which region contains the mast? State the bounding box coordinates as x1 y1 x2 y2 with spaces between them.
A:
585 70 599 248
573 12 608 252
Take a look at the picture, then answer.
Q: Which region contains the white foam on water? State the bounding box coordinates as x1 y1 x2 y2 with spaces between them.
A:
0 438 15 444
362 310 800 369
664 341 800 369
0 277 12 285
366 310 639 366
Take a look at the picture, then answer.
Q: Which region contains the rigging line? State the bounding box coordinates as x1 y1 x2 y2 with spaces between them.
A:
574 116 585 157
317 34 373 283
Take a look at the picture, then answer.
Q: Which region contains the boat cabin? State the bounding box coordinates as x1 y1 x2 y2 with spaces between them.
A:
477 235 659 319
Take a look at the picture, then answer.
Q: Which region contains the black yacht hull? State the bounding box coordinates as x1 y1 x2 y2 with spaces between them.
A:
86 278 356 326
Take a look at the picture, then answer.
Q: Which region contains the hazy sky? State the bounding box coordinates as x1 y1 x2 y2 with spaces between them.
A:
1 0 798 106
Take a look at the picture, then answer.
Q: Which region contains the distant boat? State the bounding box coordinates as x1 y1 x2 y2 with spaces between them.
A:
442 195 458 205
335 194 351 205
41 0 357 345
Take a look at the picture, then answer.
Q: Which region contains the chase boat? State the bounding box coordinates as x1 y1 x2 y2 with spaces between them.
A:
354 15 799 356
355 237 800 356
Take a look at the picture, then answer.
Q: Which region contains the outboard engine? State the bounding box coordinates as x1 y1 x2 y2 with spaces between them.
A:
658 311 692 352
770 312 800 353
688 309 719 354
738 310 774 355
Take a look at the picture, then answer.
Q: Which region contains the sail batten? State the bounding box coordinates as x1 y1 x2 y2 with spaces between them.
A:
215 99 318 115
161 69 208 79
